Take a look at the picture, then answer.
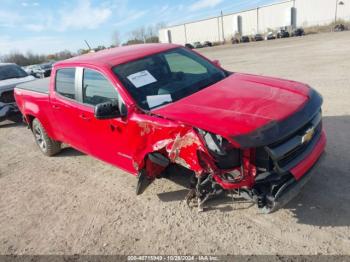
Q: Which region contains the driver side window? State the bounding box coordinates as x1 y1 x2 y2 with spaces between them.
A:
83 69 119 106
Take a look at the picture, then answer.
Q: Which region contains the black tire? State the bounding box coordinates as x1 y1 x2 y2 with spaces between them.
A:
32 118 61 156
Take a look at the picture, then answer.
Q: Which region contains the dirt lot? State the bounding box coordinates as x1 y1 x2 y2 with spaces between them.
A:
1 31 350 255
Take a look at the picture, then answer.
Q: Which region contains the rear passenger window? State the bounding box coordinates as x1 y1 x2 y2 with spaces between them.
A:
83 69 119 106
56 68 76 99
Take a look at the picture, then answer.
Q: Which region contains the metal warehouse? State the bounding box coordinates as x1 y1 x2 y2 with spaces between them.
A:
159 0 350 44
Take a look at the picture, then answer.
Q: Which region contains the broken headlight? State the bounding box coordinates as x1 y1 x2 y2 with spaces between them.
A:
197 129 241 169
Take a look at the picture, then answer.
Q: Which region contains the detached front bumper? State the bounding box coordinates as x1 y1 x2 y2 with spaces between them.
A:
261 130 326 213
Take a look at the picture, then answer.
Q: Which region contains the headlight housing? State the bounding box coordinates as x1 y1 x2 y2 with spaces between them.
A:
197 129 241 169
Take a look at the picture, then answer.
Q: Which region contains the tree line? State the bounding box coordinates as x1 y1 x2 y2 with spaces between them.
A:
0 50 74 67
0 23 166 66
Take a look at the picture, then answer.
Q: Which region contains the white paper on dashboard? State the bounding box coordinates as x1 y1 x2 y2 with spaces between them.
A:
146 94 172 108
127 70 157 88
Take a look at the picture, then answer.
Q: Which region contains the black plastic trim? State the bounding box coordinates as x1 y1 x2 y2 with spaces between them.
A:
265 111 322 161
266 136 301 161
261 154 323 213
274 127 322 174
232 88 323 148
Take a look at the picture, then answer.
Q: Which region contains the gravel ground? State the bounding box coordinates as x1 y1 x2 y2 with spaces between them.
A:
1 31 350 255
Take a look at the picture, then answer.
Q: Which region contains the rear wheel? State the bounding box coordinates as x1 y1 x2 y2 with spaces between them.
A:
32 118 61 156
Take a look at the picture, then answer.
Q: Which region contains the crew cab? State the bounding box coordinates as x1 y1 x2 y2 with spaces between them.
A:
14 44 326 212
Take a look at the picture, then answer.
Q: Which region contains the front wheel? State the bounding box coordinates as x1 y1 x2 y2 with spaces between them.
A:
32 118 61 156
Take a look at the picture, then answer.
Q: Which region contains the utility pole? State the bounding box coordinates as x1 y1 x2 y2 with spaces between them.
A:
84 40 92 50
335 0 345 24
217 17 221 42
257 7 259 33
221 11 225 43
335 0 339 24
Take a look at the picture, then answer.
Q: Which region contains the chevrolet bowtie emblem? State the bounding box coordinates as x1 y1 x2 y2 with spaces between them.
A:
301 127 315 144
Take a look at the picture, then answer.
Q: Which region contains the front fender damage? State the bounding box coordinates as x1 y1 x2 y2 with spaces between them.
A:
134 124 210 175
130 117 216 196
130 117 253 212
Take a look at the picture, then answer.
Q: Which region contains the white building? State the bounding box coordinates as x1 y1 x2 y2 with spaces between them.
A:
159 0 350 44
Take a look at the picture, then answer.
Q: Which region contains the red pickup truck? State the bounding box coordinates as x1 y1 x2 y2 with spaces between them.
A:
14 44 326 212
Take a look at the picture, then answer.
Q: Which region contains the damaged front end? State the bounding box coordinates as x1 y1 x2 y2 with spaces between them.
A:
132 122 260 212
133 107 325 213
192 126 324 213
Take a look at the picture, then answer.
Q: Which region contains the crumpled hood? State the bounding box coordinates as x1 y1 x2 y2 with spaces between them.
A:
153 73 312 140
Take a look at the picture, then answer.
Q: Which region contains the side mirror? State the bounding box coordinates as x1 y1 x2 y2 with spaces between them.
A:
212 59 221 67
94 100 123 120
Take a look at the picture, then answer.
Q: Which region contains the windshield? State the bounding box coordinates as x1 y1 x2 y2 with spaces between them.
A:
0 64 28 81
113 47 227 110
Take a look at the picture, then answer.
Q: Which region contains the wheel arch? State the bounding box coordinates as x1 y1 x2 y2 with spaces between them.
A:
24 114 35 129
24 113 58 141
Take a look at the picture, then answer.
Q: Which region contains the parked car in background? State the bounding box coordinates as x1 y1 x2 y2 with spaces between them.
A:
0 63 34 123
231 37 240 44
23 62 53 79
185 43 194 49
39 62 53 77
23 65 34 75
0 63 35 104
334 24 347 32
202 41 213 47
266 32 277 40
254 34 264 41
240 36 250 43
277 29 290 38
291 27 305 37
0 102 21 123
23 65 45 78
14 43 326 213
193 42 204 48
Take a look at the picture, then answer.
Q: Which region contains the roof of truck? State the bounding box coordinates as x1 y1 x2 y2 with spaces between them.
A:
56 43 181 68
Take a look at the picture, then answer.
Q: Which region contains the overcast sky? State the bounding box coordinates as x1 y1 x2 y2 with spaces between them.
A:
0 0 275 55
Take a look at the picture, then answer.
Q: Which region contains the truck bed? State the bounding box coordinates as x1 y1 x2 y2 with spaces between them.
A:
15 78 49 94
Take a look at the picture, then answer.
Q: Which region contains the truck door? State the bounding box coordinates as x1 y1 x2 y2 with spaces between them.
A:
75 68 135 173
50 68 90 153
